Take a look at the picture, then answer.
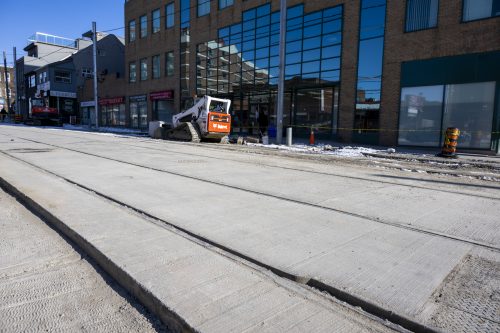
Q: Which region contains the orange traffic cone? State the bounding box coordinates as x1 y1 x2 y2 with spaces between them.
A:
309 127 315 145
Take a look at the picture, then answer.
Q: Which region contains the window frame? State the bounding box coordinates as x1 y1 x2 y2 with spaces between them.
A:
140 58 148 81
165 2 175 28
462 0 500 22
197 0 211 17
165 51 174 76
219 0 234 10
140 15 148 38
152 55 161 79
129 19 136 42
129 61 137 83
405 0 439 33
54 70 71 84
152 9 161 33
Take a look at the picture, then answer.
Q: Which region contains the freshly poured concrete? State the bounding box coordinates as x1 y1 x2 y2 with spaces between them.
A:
0 155 394 332
1 125 499 331
0 189 167 332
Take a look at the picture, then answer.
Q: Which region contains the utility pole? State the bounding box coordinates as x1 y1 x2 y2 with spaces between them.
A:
276 0 287 144
13 47 17 114
92 21 99 129
3 51 11 112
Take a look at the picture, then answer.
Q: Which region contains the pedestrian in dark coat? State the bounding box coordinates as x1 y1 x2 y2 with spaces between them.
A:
0 108 7 122
258 108 269 137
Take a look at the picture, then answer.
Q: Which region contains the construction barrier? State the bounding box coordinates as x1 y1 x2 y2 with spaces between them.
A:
439 127 460 158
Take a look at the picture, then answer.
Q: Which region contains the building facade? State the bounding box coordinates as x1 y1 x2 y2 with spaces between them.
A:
0 66 15 112
124 0 500 152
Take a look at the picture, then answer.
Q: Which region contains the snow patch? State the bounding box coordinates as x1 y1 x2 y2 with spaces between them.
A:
246 143 381 157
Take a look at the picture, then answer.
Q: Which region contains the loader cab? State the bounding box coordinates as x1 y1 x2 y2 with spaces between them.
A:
207 98 230 114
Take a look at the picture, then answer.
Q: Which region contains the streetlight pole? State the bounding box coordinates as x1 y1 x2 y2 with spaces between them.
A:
3 51 11 112
276 0 287 144
92 21 99 129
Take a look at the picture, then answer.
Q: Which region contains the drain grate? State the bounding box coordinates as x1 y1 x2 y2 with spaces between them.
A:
430 255 500 332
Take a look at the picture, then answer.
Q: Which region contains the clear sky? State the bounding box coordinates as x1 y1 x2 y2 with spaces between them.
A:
1 0 125 67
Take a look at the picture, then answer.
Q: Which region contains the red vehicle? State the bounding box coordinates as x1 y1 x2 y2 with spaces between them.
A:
29 98 61 126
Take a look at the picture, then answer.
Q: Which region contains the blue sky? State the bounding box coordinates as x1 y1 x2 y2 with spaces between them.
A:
1 0 124 67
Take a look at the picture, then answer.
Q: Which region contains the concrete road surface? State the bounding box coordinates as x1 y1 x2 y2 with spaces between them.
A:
0 125 499 332
0 188 167 332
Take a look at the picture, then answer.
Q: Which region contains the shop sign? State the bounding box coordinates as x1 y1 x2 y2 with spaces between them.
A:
50 90 77 98
150 90 174 100
130 95 147 102
80 101 95 107
99 96 125 105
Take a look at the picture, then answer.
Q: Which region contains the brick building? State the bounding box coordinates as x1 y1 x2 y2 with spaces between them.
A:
124 0 500 152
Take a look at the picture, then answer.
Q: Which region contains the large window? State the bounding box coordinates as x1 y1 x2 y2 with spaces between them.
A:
219 0 233 10
399 85 444 146
198 0 210 17
140 15 147 38
166 3 174 28
406 0 438 31
129 62 136 83
140 58 148 81
399 82 496 149
181 0 190 28
152 9 160 33
355 0 386 134
55 70 71 83
166 51 174 76
463 0 500 21
442 82 496 149
129 20 136 42
152 55 161 79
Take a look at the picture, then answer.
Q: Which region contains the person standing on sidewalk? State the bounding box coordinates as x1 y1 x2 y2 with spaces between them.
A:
0 107 7 122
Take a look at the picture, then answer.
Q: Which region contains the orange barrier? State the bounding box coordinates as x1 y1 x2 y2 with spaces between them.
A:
439 127 460 157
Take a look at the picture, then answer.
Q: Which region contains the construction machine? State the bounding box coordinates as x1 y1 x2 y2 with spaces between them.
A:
166 96 231 143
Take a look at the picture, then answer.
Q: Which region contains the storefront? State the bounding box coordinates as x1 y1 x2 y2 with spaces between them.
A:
398 52 500 152
80 101 96 126
99 96 126 127
129 95 148 130
49 90 77 123
150 90 175 125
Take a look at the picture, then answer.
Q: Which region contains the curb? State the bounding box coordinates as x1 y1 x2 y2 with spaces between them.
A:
0 176 197 333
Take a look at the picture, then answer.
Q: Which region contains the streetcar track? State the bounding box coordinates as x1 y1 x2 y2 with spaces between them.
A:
2 130 499 200
1 134 498 252
0 150 439 333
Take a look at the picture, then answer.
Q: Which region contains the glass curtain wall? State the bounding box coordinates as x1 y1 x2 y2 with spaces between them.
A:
354 0 386 142
197 3 343 137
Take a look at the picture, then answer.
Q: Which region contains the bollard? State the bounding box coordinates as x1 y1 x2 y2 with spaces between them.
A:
309 127 315 145
439 127 460 158
286 127 292 146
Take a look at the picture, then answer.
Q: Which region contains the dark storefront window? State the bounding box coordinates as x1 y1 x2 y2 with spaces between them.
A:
101 103 126 127
130 96 148 129
406 0 438 31
354 0 386 142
